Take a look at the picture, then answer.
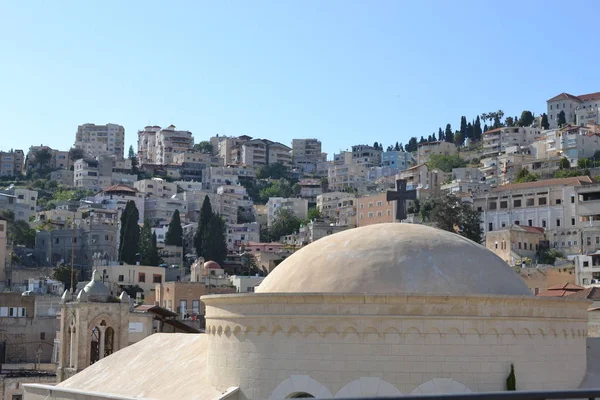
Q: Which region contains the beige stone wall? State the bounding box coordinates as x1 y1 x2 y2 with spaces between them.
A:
1 374 55 400
519 266 576 294
203 293 589 399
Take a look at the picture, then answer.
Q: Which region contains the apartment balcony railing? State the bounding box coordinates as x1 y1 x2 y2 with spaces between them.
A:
339 389 600 400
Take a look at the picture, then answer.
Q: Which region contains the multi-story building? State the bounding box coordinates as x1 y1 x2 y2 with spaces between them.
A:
0 217 7 289
351 145 382 167
292 139 326 173
381 150 412 170
576 107 600 126
25 146 70 172
202 165 256 190
0 187 38 221
0 149 24 176
397 163 446 198
74 123 125 159
231 139 292 167
137 125 194 166
316 192 357 227
92 184 145 222
134 178 177 199
547 91 600 129
217 185 254 221
333 151 352 165
215 135 252 165
180 190 238 224
482 127 543 158
171 150 222 182
356 192 395 227
154 281 206 318
74 156 136 191
50 169 74 187
226 222 260 251
144 197 187 227
485 225 546 266
532 125 600 166
297 178 322 202
266 197 308 226
327 163 369 192
442 167 491 195
416 141 456 164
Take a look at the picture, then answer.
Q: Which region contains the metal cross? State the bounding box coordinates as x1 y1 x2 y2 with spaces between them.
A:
386 179 417 221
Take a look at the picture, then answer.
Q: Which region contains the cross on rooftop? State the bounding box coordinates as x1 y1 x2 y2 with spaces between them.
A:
386 179 416 221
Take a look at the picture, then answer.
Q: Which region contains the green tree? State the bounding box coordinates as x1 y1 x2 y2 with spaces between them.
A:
34 148 52 171
148 231 161 266
559 157 571 170
193 141 214 154
453 132 465 147
429 194 483 243
505 116 515 127
473 116 482 141
165 209 183 246
438 127 445 142
444 124 454 143
506 364 516 391
292 183 301 196
255 163 289 179
541 113 550 130
319 177 329 192
128 145 139 175
139 219 153 265
194 195 213 257
69 147 85 161
427 154 467 172
405 137 418 152
269 208 302 242
307 207 322 221
578 158 592 169
53 264 79 291
517 110 535 127
118 200 141 264
557 110 567 127
202 214 228 265
0 210 36 248
515 168 538 183
258 179 293 203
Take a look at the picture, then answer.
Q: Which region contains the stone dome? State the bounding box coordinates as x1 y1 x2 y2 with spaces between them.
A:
81 269 110 302
256 224 531 296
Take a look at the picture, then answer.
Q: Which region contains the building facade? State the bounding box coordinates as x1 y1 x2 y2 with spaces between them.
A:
416 141 456 164
316 192 357 227
266 197 308 226
485 225 546 266
356 192 395 227
292 138 325 173
226 222 260 251
74 123 125 159
137 125 194 166
547 92 600 129
0 149 24 176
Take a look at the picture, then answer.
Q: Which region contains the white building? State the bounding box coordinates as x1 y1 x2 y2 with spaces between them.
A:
226 222 260 251
144 197 187 227
74 156 136 191
266 197 308 226
316 192 357 227
533 126 600 166
351 144 381 167
292 138 326 173
134 178 177 199
75 123 125 159
416 141 456 164
482 127 543 158
92 185 145 223
442 167 490 195
137 125 194 166
231 139 292 167
229 275 264 293
381 150 412 170
547 91 600 128
327 163 369 192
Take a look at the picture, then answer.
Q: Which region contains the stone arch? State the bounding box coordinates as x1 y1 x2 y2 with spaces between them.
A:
335 377 402 398
410 378 472 395
269 375 332 400
87 314 116 331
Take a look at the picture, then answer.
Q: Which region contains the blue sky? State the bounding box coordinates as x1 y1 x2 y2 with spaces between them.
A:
1 1 598 157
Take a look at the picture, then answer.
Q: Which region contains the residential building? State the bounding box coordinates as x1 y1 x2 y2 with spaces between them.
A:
92 184 145 222
416 141 456 164
134 178 177 199
297 178 322 201
291 220 351 245
532 125 600 166
333 151 353 165
351 144 382 167
175 180 204 192
367 166 399 182
226 222 260 251
382 150 412 170
231 139 292 167
202 165 256 190
441 167 491 195
576 107 600 126
74 123 125 159
229 275 264 293
25 145 70 172
0 187 38 221
547 91 600 128
144 197 187 227
485 225 546 266
98 263 165 295
137 125 194 166
0 217 6 289
74 157 136 191
292 139 326 173
482 127 543 158
154 281 206 318
171 150 222 181
356 192 395 227
215 135 252 165
0 149 24 176
316 192 357 227
180 190 238 224
50 169 74 187
327 163 369 192
266 197 308 226
217 184 254 221
397 163 446 198
157 244 184 267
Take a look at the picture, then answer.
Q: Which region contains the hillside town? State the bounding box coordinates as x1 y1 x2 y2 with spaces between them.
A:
4 91 600 398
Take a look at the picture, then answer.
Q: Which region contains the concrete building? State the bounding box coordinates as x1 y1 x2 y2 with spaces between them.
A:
157 244 184 268
154 281 206 317
25 146 70 173
333 151 353 165
416 141 456 164
482 127 543 158
92 184 145 222
351 144 382 167
134 178 177 199
181 190 238 224
327 163 369 192
74 123 125 159
292 138 326 173
0 218 6 289
226 222 260 251
532 125 600 166
50 169 74 187
266 197 308 226
0 187 38 222
381 150 412 170
316 191 357 227
74 157 136 191
98 263 166 296
231 139 292 168
398 163 446 198
0 149 24 176
25 224 594 399
215 135 252 165
229 275 264 293
441 167 490 195
144 197 187 227
137 125 194 166
171 150 222 182
547 91 600 128
485 225 546 266
297 178 322 201
356 192 395 226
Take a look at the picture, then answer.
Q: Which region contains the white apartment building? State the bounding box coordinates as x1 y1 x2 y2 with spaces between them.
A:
316 192 357 227
292 139 326 173
441 168 490 195
180 190 238 224
231 139 292 167
172 150 222 181
175 181 204 192
327 163 369 192
74 157 136 191
0 150 24 177
74 123 125 159
547 92 600 129
92 185 145 222
203 165 256 191
134 178 177 199
416 141 456 164
333 151 353 165
298 179 322 201
25 146 70 172
137 125 194 165
144 197 187 227
576 107 600 126
381 150 412 170
482 127 543 158
215 135 252 165
397 163 446 197
266 197 308 226
532 125 600 165
351 145 381 167
226 222 260 251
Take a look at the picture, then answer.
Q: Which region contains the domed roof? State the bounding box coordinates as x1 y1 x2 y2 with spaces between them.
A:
81 270 110 302
204 261 221 269
256 224 531 296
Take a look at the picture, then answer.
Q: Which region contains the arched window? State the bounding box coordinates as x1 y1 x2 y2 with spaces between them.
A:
104 327 114 357
90 327 100 365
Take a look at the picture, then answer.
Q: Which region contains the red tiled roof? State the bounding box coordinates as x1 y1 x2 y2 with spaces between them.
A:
536 290 574 297
493 176 592 192
577 91 600 102
547 92 581 102
518 226 545 234
483 127 504 135
547 282 583 291
101 184 139 194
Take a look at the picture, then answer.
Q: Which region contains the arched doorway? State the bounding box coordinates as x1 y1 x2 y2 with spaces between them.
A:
90 327 100 365
104 327 114 357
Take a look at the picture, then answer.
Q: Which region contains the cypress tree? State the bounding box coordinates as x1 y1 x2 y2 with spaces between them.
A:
148 231 160 266
202 214 228 265
194 195 213 257
460 116 467 137
119 200 140 264
541 113 550 130
444 124 454 144
438 127 444 142
165 209 183 246
139 218 152 265
473 116 482 141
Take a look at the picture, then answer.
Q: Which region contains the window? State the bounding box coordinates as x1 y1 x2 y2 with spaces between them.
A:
529 243 533 250
572 218 576 226
489 202 497 210
501 222 506 228
118 275 124 282
12 395 23 400
584 261 590 267
360 204 364 209
495 242 498 249
514 220 520 225
556 219 561 227
387 210 391 216
138 273 146 283
40 332 46 340
526 198 534 207
571 195 575 204
368 212 374 218
518 242 522 249
542 220 546 228
359 213 364 219
556 199 561 205
588 237 592 246
528 219 533 226
513 199 522 207
376 201 382 206
192 300 200 314
368 202 374 208
488 222 493 231
583 278 590 285
500 201 507 209
377 211 382 217
153 274 162 284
